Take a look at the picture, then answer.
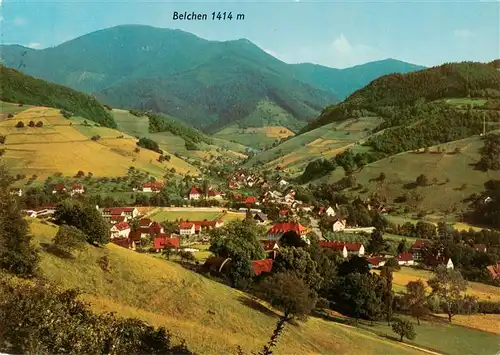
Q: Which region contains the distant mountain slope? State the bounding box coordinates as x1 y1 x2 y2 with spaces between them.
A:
0 25 423 132
0 66 116 128
290 58 425 100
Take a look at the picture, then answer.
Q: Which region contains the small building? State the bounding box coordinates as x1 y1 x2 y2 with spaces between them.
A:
486 264 500 280
179 221 196 235
254 212 268 224
9 188 22 197
153 235 180 252
367 256 386 268
332 218 347 232
110 221 131 239
319 241 365 258
299 204 314 212
474 244 487 253
102 207 140 220
446 258 454 269
52 184 66 194
189 187 201 200
397 252 415 266
141 182 164 193
24 204 57 218
207 190 223 200
245 196 257 205
252 259 274 276
409 239 427 261
228 180 240 190
278 179 288 186
71 184 85 196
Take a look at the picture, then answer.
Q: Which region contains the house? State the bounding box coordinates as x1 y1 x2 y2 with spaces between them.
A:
141 182 164 193
325 206 336 217
254 212 268 224
9 188 22 197
409 239 427 261
228 180 240 189
474 244 487 253
486 264 500 280
332 218 347 232
52 184 66 194
267 222 310 240
110 221 130 239
153 235 181 252
319 241 365 258
278 179 288 186
446 258 454 269
245 196 257 205
71 184 85 196
284 191 295 203
207 190 223 200
102 207 139 220
262 240 279 259
367 256 386 268
112 237 136 251
484 196 493 203
397 252 415 266
299 204 314 212
246 176 255 187
252 259 274 276
179 221 196 235
110 215 129 224
24 204 57 218
189 187 201 200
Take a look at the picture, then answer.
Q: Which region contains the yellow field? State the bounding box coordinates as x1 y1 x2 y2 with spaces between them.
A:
0 107 199 178
376 267 500 301
27 218 421 355
307 138 339 148
245 126 295 138
434 314 500 334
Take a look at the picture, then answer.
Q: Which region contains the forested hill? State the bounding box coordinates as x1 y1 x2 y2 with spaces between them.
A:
302 61 500 134
0 66 116 128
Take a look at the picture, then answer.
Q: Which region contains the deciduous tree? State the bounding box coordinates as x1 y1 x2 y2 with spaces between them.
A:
391 318 416 342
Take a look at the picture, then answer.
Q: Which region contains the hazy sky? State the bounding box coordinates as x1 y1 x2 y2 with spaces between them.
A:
1 0 499 68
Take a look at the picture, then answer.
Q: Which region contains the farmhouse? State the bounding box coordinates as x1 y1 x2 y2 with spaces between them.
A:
207 190 223 200
52 184 66 194
24 204 57 218
319 241 365 258
228 180 240 189
409 239 427 261
179 221 196 235
110 221 130 239
332 218 347 232
446 258 454 269
367 256 386 268
245 196 257 205
153 235 180 252
189 186 201 200
318 206 336 217
71 184 85 196
253 212 268 224
141 182 164 193
267 222 310 240
9 188 22 197
474 244 487 253
397 252 415 266
102 207 140 221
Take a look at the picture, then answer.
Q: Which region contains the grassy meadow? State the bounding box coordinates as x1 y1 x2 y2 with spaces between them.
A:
214 124 295 149
0 106 199 179
150 210 222 222
27 218 425 355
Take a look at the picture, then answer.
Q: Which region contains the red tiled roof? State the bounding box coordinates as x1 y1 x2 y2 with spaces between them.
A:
179 221 195 229
114 221 130 231
72 184 83 190
208 190 220 197
474 244 487 252
397 252 414 262
189 187 201 195
268 222 309 236
149 221 163 235
54 184 65 191
111 215 126 223
367 256 385 266
252 259 274 276
154 235 180 249
319 241 362 252
486 264 500 279
411 239 427 250
139 218 152 226
142 182 164 189
245 196 257 204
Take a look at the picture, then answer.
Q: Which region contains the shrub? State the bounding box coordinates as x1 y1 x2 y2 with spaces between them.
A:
7 113 14 118
28 121 35 127
35 121 43 127
15 121 24 128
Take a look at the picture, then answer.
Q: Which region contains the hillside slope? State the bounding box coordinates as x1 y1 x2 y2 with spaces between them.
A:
0 66 116 128
28 218 423 355
0 105 199 178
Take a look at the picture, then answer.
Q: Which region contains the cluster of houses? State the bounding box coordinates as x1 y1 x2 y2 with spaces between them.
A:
227 171 288 190
52 184 85 196
187 186 225 200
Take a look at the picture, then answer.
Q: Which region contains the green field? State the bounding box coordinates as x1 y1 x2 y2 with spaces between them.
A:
150 210 222 222
214 124 295 149
323 135 500 216
0 101 31 114
27 218 424 355
356 316 499 355
244 116 382 174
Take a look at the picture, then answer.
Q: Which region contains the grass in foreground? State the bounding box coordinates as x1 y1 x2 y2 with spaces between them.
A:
28 218 423 355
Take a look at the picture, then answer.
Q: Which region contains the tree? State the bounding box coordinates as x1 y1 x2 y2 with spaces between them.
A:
427 265 468 322
397 239 409 254
15 121 24 128
0 165 39 277
338 255 370 276
52 225 87 255
54 200 110 245
416 174 429 187
35 121 43 127
255 272 317 354
477 133 500 171
403 280 428 325
28 121 35 127
391 318 416 342
209 220 266 260
271 247 323 292
380 266 395 324
279 231 306 248
367 228 388 254
228 253 254 291
385 257 400 270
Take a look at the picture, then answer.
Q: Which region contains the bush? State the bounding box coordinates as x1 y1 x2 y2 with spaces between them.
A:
28 121 35 127
91 135 101 141
35 121 43 127
0 136 5 144
7 113 14 118
15 121 24 128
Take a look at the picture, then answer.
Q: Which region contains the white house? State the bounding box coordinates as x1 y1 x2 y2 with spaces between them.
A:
110 222 130 239
278 179 288 186
325 206 336 217
446 258 454 269
141 182 164 193
71 184 85 196
332 219 347 232
320 241 365 258
52 184 66 194
102 207 139 220
207 190 223 200
179 222 196 235
189 187 201 200
397 252 415 266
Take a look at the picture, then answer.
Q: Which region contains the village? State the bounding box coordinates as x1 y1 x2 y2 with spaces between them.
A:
17 167 497 281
